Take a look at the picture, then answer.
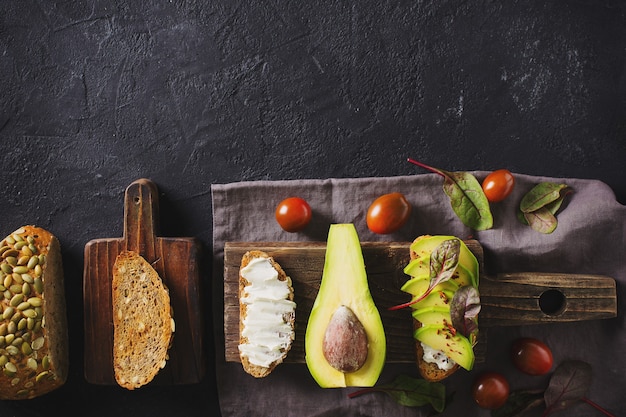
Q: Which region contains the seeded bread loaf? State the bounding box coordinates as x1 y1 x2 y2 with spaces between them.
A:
411 236 460 382
238 251 296 378
0 225 68 399
112 250 174 390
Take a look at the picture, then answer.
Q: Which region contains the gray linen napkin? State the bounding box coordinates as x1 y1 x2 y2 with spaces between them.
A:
212 173 626 417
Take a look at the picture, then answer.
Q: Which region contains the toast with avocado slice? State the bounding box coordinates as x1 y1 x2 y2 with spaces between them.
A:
404 235 480 382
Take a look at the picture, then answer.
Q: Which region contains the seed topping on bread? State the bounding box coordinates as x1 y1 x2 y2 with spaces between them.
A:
0 226 68 399
112 250 174 390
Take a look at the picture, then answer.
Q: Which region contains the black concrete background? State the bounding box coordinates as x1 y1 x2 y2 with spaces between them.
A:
1 1 625 416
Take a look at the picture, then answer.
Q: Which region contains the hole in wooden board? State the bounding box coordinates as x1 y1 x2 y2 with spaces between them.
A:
539 289 566 316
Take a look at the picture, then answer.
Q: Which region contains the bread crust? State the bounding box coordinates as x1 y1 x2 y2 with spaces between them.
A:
411 236 460 382
238 250 295 378
0 225 68 399
112 250 174 390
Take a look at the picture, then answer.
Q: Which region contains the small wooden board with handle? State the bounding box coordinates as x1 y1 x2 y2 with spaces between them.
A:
83 178 205 385
223 240 617 364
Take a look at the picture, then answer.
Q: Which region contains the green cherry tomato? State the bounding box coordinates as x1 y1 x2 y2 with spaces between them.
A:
472 372 510 410
511 337 554 375
482 169 515 203
275 197 312 233
366 192 412 234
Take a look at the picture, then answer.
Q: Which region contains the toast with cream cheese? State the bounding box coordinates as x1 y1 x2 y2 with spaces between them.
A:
238 250 296 378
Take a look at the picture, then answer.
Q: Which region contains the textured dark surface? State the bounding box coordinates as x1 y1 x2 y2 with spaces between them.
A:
0 0 625 416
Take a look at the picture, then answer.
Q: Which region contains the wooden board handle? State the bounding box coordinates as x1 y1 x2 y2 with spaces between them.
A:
123 178 159 260
479 272 617 326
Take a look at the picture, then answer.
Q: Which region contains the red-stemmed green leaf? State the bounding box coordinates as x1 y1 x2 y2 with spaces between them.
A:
408 159 493 230
544 191 569 214
494 360 613 417
524 206 558 234
520 183 570 213
518 182 572 233
442 170 493 231
389 239 460 311
429 238 460 283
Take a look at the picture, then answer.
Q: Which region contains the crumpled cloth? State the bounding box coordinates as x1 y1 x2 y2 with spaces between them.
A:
211 173 625 417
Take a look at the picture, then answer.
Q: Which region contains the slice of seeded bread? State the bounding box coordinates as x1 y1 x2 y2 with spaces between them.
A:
239 250 295 378
410 236 460 382
112 250 174 390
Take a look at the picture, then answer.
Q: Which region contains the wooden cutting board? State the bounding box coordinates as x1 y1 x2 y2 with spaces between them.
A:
83 178 205 385
223 241 617 364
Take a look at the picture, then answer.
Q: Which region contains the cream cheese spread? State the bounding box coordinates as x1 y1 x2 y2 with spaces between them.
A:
421 342 456 371
238 257 296 369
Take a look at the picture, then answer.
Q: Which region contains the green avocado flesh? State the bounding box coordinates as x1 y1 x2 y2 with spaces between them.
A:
409 288 455 309
404 257 475 287
414 325 475 370
400 275 459 298
305 224 386 388
412 306 451 326
404 235 480 372
409 235 479 286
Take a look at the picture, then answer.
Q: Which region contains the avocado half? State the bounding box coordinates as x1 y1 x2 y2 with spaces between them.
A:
305 224 386 388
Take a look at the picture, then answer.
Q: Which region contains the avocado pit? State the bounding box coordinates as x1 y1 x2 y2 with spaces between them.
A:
322 305 368 373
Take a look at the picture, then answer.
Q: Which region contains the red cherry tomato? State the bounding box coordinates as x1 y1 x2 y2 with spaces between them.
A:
511 337 554 375
366 192 412 234
482 169 515 203
275 197 312 233
472 372 510 410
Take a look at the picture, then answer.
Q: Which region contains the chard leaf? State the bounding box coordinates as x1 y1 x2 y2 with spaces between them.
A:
388 240 461 310
517 182 572 233
348 374 447 412
492 390 545 417
544 189 571 215
544 360 592 414
420 239 460 302
520 183 569 213
517 207 529 225
406 159 493 230
523 206 558 234
430 238 461 282
450 286 481 340
441 170 493 231
517 193 568 226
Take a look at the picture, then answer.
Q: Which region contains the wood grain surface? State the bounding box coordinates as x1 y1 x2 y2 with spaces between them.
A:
83 179 206 385
223 240 617 364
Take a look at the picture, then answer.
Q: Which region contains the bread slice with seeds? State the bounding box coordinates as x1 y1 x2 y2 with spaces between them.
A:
112 250 174 390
